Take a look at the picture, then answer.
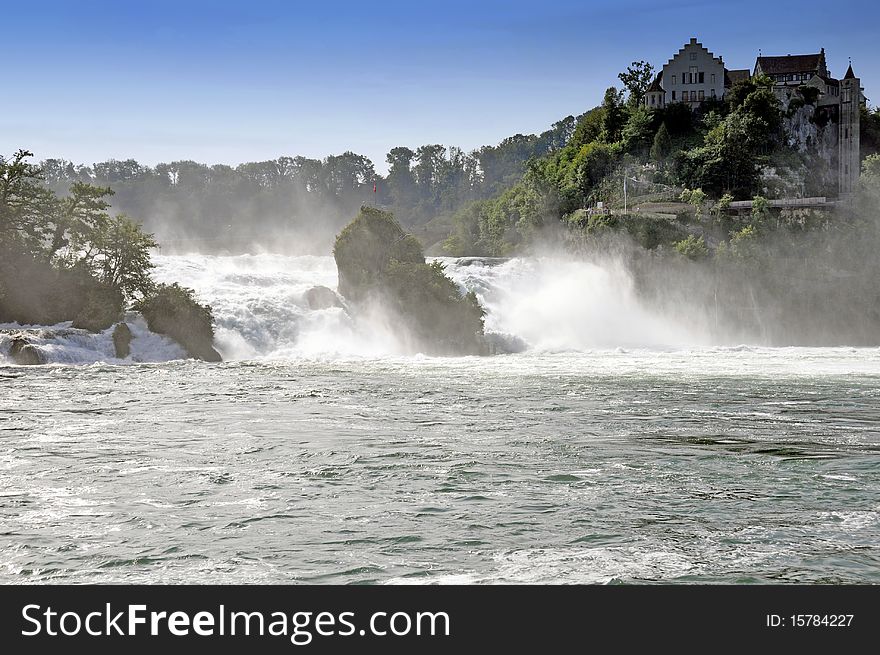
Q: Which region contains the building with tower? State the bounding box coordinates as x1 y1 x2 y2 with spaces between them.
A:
643 39 866 198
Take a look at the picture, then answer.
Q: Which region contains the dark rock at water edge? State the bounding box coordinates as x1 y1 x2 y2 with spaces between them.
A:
305 285 344 310
135 283 222 362
9 337 46 365
112 322 133 359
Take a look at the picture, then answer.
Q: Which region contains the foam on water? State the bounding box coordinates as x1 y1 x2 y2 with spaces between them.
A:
0 315 185 365
149 253 706 361
4 253 880 367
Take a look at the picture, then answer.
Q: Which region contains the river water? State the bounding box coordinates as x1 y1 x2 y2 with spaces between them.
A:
1 254 878 583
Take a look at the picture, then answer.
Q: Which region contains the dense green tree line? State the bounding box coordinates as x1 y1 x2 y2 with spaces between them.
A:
37 118 578 253
1 150 216 357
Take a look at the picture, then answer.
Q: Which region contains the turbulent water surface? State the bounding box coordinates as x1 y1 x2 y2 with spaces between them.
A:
2 254 879 583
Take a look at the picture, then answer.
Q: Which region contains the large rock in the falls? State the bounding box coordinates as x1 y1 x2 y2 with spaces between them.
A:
333 205 486 355
305 285 344 310
135 284 222 362
112 322 133 359
9 337 46 365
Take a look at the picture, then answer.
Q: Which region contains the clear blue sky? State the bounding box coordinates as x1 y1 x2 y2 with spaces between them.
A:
2 0 876 173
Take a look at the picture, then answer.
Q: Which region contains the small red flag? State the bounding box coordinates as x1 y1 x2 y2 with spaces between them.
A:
373 183 377 193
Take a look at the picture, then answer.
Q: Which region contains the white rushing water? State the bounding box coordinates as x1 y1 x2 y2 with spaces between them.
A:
4 253 707 364
143 253 707 360
0 253 877 370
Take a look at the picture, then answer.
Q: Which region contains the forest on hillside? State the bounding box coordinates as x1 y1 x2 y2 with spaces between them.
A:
20 61 880 258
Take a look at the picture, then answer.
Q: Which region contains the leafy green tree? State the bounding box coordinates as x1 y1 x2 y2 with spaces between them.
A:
570 107 606 148
0 150 57 256
680 187 707 213
751 195 770 222
385 147 417 208
728 224 760 260
52 182 115 257
90 214 157 298
599 88 627 144
861 107 880 159
711 192 734 218
650 122 672 161
674 234 709 260
618 61 655 107
621 105 656 156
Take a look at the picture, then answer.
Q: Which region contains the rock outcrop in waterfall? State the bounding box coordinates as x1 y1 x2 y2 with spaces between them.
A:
333 206 486 355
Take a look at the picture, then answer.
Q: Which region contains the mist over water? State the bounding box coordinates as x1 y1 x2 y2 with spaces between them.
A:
143 253 706 362
443 256 704 351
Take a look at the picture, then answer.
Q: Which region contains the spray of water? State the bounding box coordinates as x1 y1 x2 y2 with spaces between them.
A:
1 253 711 364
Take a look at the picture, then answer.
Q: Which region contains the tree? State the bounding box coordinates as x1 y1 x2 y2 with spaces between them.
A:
650 122 672 161
859 106 880 159
674 235 709 260
0 150 57 256
621 105 656 156
414 144 447 192
599 88 627 144
571 107 606 148
52 182 115 257
618 61 655 107
751 195 770 222
680 187 707 214
90 214 157 298
711 192 734 218
385 146 417 208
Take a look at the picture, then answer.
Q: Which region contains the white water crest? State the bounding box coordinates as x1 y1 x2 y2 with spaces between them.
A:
441 256 705 351
148 253 707 361
0 315 185 365
0 252 796 365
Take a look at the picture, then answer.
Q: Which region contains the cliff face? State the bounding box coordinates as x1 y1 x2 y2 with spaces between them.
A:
776 86 840 196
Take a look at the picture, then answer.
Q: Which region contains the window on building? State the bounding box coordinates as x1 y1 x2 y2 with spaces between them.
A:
650 96 655 105
672 74 677 85
711 73 716 84
672 90 676 100
699 72 704 83
699 90 705 100
690 52 697 60
845 128 848 139
711 88 716 97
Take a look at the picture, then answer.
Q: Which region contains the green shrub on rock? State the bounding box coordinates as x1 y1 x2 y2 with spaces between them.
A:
71 285 124 332
333 206 486 355
135 283 221 361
